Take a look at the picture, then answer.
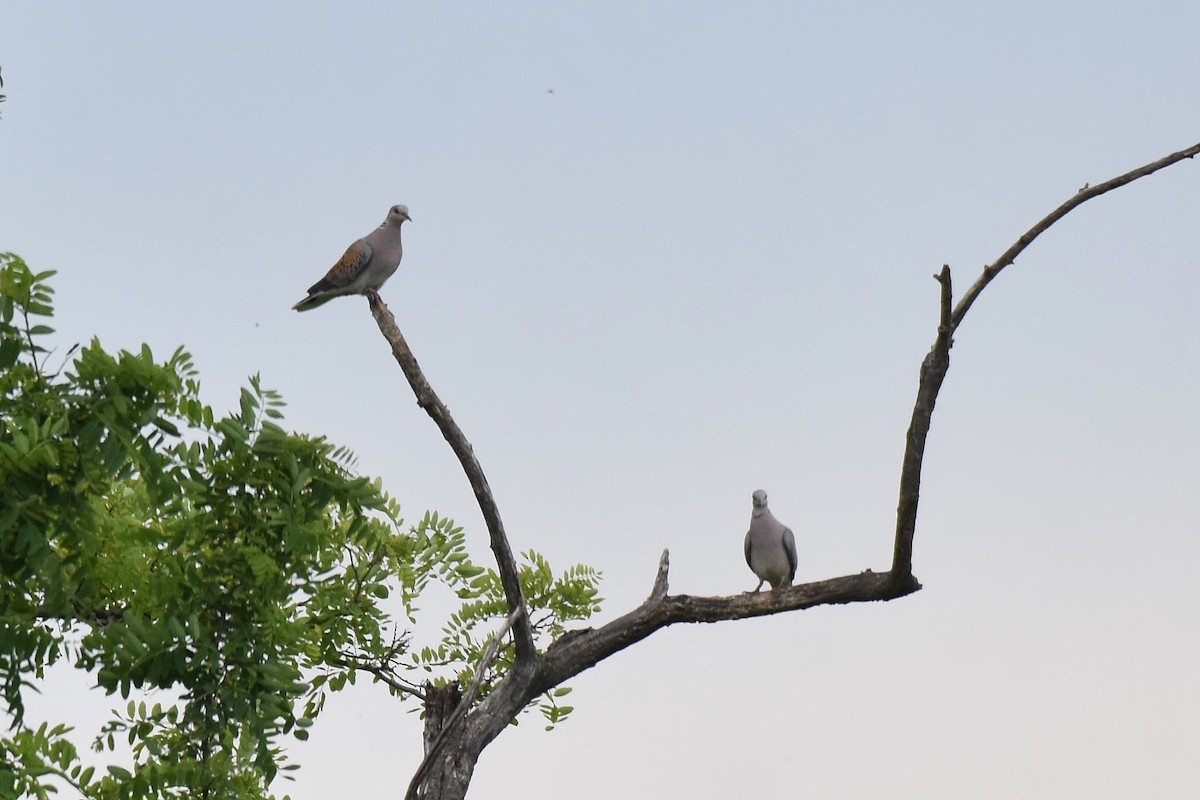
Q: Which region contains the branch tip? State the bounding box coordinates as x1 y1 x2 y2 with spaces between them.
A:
649 549 670 601
952 139 1200 329
936 265 953 336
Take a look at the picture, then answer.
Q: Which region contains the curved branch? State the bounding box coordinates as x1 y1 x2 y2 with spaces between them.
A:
892 139 1199 576
366 292 535 665
951 140 1200 331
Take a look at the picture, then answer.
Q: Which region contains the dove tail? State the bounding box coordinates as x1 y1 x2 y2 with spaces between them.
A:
291 294 332 312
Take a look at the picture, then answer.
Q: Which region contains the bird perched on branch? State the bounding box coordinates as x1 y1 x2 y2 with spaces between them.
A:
292 204 411 311
744 489 797 592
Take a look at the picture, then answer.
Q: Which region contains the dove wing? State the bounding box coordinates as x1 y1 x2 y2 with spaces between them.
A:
306 239 373 294
782 526 797 583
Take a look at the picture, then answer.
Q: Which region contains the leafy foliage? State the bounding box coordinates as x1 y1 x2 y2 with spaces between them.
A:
0 254 601 797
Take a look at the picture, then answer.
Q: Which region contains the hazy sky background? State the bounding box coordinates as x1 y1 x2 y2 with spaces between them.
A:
3 2 1199 798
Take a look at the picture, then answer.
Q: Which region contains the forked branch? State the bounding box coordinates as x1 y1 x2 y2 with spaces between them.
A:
891 139 1199 576
365 139 1198 800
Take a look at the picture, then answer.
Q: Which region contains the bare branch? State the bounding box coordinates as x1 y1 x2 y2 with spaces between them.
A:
891 267 954 577
936 265 952 336
951 140 1200 331
335 655 427 700
366 291 535 665
892 140 1199 577
648 549 670 601
536 570 913 693
406 607 523 800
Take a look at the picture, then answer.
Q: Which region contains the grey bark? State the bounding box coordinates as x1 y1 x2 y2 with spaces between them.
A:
418 683 463 800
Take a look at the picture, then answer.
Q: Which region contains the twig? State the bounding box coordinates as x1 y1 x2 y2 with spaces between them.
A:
405 607 523 800
951 141 1200 331
366 291 535 666
21 305 41 375
335 655 427 700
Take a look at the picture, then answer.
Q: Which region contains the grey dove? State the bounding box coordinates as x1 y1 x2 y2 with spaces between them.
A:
744 489 797 592
292 204 411 311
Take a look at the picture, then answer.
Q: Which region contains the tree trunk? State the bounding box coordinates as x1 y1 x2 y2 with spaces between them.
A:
418 683 467 800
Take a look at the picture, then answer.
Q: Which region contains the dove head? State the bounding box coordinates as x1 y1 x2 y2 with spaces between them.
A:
751 489 769 512
385 205 411 225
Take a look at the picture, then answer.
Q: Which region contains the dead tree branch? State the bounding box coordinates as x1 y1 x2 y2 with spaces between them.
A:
534 560 908 694
891 265 953 578
365 139 1198 800
367 292 535 667
951 141 1200 331
892 140 1200 576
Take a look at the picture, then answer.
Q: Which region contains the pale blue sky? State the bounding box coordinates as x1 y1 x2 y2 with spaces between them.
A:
3 2 1199 798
